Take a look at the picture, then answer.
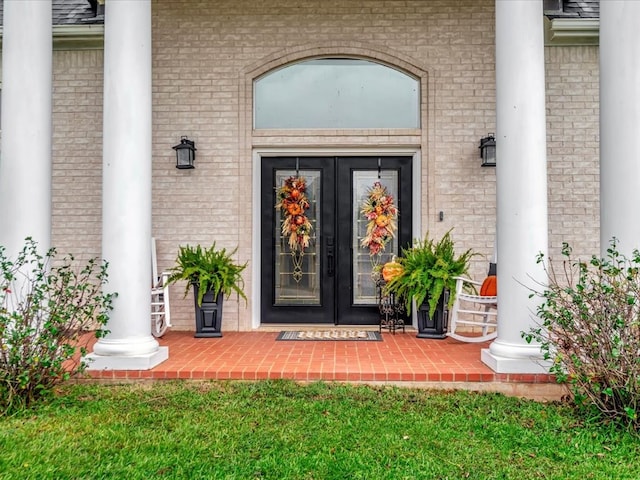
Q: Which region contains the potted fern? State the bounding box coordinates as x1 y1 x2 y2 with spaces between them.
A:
384 230 475 339
167 243 247 338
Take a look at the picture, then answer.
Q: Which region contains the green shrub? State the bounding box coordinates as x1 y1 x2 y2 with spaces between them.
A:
525 239 640 430
0 238 114 414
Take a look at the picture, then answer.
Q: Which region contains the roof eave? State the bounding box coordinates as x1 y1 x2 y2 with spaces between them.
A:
0 24 104 50
545 17 600 46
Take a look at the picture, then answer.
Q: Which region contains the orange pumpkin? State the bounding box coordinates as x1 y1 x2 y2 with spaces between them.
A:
382 260 404 282
375 214 389 227
480 275 497 296
287 203 302 215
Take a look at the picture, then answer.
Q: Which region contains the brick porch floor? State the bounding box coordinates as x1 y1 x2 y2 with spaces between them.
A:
86 329 565 401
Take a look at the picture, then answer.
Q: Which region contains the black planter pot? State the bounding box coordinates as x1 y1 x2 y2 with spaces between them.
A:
416 289 449 339
192 284 224 338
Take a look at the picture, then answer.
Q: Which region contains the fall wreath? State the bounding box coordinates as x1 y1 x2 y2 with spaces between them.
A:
360 181 398 258
276 175 313 252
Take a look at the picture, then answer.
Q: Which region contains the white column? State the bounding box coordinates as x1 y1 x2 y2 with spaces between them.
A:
599 1 640 257
0 0 52 255
87 0 167 370
482 0 549 373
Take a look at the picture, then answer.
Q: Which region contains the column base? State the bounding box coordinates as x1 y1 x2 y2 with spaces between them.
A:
481 348 550 374
85 346 168 371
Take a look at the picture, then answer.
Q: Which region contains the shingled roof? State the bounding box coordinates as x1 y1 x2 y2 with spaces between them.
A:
544 0 599 19
0 0 104 26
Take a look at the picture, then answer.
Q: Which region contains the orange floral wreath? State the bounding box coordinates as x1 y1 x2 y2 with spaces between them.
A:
361 181 398 257
275 176 313 252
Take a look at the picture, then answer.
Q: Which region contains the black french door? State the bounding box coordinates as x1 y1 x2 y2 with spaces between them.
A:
260 156 412 324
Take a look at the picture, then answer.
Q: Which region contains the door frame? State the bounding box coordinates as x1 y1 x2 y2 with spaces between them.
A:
251 147 422 329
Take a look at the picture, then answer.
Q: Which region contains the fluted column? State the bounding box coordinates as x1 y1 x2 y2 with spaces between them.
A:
482 0 549 373
87 0 168 370
0 0 52 255
599 1 640 257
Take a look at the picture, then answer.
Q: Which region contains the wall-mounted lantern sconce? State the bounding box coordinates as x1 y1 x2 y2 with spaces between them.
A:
479 133 496 167
173 136 196 169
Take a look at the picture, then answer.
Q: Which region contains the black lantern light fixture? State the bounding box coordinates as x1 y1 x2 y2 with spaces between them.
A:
173 136 196 169
479 133 496 167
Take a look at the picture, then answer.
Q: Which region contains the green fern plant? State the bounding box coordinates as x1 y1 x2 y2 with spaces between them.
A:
167 243 247 306
385 230 475 317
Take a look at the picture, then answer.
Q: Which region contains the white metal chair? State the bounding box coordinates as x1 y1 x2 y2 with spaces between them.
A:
447 275 497 343
151 238 172 337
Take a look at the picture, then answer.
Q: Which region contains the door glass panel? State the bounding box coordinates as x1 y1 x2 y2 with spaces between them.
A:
274 170 321 305
352 171 399 305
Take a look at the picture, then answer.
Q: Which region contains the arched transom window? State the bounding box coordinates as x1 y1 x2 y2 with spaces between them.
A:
254 58 420 129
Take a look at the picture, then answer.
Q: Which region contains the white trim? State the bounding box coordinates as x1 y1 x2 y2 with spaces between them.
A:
251 147 421 330
481 349 551 374
544 18 599 46
53 25 104 36
0 24 104 50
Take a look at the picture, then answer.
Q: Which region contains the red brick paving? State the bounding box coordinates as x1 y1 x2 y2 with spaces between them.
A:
86 330 556 388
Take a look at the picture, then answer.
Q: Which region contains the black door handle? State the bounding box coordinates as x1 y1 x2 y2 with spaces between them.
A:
327 236 335 276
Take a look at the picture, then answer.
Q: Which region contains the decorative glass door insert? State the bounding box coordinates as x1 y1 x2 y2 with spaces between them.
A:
352 170 399 305
274 170 321 305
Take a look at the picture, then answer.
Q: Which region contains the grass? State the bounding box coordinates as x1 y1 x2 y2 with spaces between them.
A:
0 381 639 479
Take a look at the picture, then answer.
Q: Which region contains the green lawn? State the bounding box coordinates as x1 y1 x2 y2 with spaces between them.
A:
0 381 638 479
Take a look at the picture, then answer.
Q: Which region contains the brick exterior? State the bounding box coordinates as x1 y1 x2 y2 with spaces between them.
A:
43 0 600 331
545 46 600 260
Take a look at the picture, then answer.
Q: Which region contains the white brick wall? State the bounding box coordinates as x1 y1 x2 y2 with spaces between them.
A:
47 0 600 331
545 46 600 262
52 49 103 263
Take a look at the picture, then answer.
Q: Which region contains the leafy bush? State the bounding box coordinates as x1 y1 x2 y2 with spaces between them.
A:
0 238 114 413
525 240 640 430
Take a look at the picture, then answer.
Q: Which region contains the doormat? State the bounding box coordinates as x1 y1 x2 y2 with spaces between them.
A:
276 330 382 341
